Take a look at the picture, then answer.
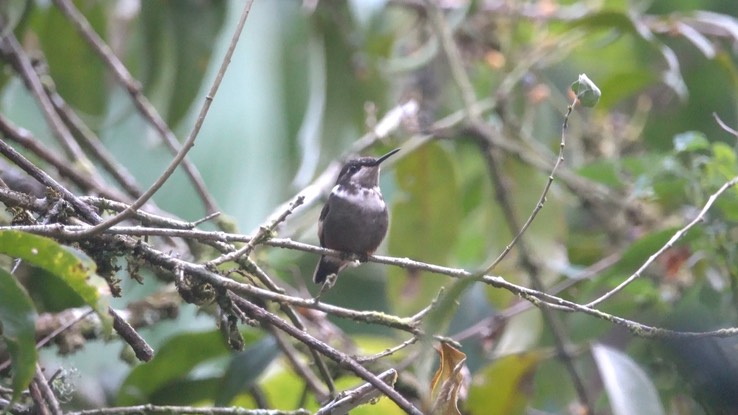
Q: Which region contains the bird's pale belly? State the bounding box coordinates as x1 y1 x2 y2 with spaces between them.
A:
321 194 388 254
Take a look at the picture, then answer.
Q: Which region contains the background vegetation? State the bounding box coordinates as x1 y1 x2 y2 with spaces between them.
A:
2 0 738 414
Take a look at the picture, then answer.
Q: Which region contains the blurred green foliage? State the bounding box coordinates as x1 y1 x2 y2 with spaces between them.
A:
1 0 738 414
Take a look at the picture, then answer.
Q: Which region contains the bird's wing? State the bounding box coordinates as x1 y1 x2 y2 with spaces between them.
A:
318 198 330 246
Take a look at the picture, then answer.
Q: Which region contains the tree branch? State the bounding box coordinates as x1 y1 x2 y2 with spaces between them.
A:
51 0 224 216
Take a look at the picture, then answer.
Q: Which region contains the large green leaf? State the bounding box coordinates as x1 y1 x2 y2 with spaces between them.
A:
149 378 220 406
117 329 261 405
466 352 543 415
566 10 686 101
215 336 279 405
137 0 227 127
387 143 461 315
592 343 666 415
0 230 110 332
31 1 108 116
0 267 38 402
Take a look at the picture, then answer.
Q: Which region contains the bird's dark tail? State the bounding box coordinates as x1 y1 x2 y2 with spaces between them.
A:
313 256 341 284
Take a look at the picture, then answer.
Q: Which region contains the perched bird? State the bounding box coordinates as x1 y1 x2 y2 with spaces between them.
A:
313 148 400 285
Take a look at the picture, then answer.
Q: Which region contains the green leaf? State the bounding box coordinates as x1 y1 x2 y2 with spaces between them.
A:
577 160 623 188
494 309 543 355
150 378 221 406
32 2 108 116
215 336 279 405
597 70 657 109
138 0 227 126
261 365 317 411
423 278 476 336
466 352 543 415
0 230 110 333
117 329 261 405
566 10 636 33
673 131 710 153
387 143 462 315
707 142 738 180
0 0 28 36
0 267 38 402
592 343 666 415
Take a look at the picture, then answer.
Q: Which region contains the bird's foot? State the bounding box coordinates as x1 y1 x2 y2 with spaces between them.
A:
313 273 338 303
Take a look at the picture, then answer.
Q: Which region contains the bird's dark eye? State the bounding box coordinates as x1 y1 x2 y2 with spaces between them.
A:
348 165 359 173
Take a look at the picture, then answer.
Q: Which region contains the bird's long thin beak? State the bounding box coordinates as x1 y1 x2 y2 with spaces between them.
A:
373 148 401 166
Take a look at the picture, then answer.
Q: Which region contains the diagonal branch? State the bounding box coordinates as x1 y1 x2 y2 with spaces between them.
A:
0 29 88 165
423 0 593 410
586 175 738 308
232 297 423 415
208 196 304 267
51 0 227 217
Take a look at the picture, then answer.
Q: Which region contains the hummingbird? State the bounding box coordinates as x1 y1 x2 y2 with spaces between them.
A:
313 148 400 285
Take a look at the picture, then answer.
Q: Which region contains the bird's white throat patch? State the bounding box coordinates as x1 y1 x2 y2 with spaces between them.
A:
331 185 385 209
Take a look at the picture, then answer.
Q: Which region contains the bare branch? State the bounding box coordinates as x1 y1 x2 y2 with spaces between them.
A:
3 217 738 340
209 195 304 266
586 175 738 308
50 0 223 216
483 100 576 272
315 369 399 414
423 0 592 409
0 29 88 165
33 364 61 415
66 0 255 236
0 115 128 202
714 112 738 138
232 297 423 415
67 406 309 415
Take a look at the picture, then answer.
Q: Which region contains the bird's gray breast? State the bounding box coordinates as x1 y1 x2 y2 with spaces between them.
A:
321 185 389 254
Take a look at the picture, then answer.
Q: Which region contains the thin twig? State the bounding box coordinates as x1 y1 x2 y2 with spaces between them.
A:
233 297 423 415
0 135 102 223
50 0 220 215
5 219 738 340
37 309 93 351
315 369 399 415
0 29 89 165
483 100 575 272
109 307 154 362
713 112 738 138
586 175 738 307
209 195 304 266
44 78 143 199
79 196 200 230
28 377 50 415
0 114 128 202
423 2 591 407
452 251 622 342
33 364 62 415
356 336 419 363
266 325 330 401
64 0 254 236
471 103 592 410
191 211 222 227
68 406 310 415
